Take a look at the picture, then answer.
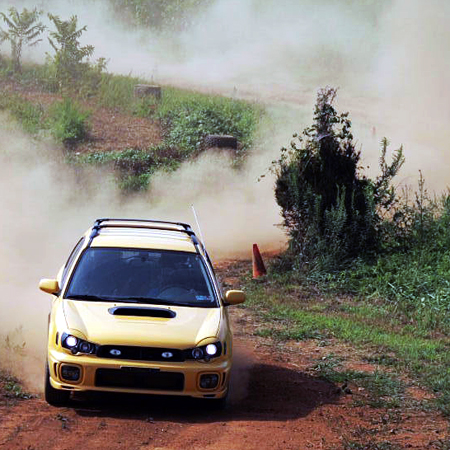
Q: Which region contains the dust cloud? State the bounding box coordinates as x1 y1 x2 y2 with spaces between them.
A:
0 0 449 390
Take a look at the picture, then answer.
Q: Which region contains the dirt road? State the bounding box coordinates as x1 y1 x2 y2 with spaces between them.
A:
0 261 448 450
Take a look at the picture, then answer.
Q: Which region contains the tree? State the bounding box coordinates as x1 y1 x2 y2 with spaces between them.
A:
273 87 404 270
47 14 94 91
0 7 45 72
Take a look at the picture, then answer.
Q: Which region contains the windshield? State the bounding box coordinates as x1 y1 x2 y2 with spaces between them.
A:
65 248 217 307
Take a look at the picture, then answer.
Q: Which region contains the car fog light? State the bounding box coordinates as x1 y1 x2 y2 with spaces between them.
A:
200 374 219 389
192 348 204 359
61 365 81 382
65 335 78 348
205 344 218 356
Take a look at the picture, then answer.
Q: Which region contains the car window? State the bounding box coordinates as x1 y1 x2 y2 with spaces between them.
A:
65 248 218 307
61 238 85 287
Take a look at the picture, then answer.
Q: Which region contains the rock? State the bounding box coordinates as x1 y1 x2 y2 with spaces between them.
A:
134 84 162 100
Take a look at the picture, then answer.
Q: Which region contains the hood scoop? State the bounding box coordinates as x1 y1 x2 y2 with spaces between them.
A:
108 306 176 318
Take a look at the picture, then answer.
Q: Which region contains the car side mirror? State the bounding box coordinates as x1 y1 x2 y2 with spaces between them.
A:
224 290 245 306
39 278 60 295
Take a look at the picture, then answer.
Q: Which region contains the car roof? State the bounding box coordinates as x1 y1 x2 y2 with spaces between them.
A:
84 219 200 254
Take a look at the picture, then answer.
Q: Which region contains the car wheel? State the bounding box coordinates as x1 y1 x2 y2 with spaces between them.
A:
45 364 70 407
208 383 230 411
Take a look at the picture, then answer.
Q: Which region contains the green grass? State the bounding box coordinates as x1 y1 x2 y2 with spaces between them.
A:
97 72 146 112
154 86 261 158
0 64 262 191
1 373 33 400
68 145 182 192
0 92 44 134
245 278 450 416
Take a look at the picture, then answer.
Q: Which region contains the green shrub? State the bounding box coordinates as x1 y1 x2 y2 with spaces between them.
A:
68 146 182 192
156 87 260 158
272 87 404 270
48 97 90 144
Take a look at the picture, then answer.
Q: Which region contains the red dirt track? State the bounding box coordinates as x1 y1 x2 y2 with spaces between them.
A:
0 261 448 449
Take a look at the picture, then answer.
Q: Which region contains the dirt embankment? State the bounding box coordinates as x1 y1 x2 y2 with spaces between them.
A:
0 79 162 154
0 260 448 450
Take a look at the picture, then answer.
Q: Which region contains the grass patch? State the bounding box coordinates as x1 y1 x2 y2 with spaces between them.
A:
68 145 182 192
0 370 33 406
343 440 402 450
0 92 44 134
311 354 406 409
154 86 261 158
245 278 450 416
97 72 146 112
0 65 262 191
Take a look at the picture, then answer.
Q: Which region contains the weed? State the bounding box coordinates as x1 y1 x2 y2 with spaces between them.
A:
47 97 90 144
343 439 402 450
0 371 33 401
358 371 405 409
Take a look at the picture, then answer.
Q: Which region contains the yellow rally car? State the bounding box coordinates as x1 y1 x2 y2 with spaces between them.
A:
39 218 245 408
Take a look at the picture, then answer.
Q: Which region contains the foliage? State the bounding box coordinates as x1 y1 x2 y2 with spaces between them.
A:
155 87 260 159
47 14 95 92
322 179 450 332
3 374 33 400
245 277 450 416
48 98 90 144
272 87 403 270
97 72 145 111
0 7 45 72
107 0 213 31
69 145 182 192
0 92 44 133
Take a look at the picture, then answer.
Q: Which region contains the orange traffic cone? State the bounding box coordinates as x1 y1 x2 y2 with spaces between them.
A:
252 243 267 278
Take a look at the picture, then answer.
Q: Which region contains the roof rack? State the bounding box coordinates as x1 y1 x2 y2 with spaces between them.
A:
87 218 203 255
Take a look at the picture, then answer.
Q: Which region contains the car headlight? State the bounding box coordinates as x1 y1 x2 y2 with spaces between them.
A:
61 332 96 355
187 342 222 361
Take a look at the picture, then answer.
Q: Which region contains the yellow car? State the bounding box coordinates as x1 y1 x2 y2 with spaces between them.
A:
39 219 245 408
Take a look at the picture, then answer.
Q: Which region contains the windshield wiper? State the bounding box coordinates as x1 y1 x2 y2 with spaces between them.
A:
65 294 138 303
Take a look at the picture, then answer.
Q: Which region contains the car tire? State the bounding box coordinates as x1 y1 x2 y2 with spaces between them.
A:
208 384 229 411
45 364 70 407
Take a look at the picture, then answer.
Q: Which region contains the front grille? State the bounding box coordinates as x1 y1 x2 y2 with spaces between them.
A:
97 345 185 362
95 368 184 391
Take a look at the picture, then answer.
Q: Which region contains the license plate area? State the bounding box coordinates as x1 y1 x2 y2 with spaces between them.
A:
95 368 184 391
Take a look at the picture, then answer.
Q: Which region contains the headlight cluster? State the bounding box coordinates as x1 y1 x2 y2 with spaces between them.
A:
187 342 222 361
61 332 97 355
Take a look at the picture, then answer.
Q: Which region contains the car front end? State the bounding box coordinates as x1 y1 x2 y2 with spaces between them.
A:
47 299 232 400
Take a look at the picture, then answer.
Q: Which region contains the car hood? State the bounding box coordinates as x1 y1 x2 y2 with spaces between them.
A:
62 299 222 348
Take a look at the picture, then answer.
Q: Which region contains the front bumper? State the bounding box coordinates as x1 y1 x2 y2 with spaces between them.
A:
48 349 230 399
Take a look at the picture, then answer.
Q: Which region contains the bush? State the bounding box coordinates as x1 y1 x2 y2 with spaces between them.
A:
48 97 90 144
68 145 182 192
156 87 260 158
272 87 404 270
